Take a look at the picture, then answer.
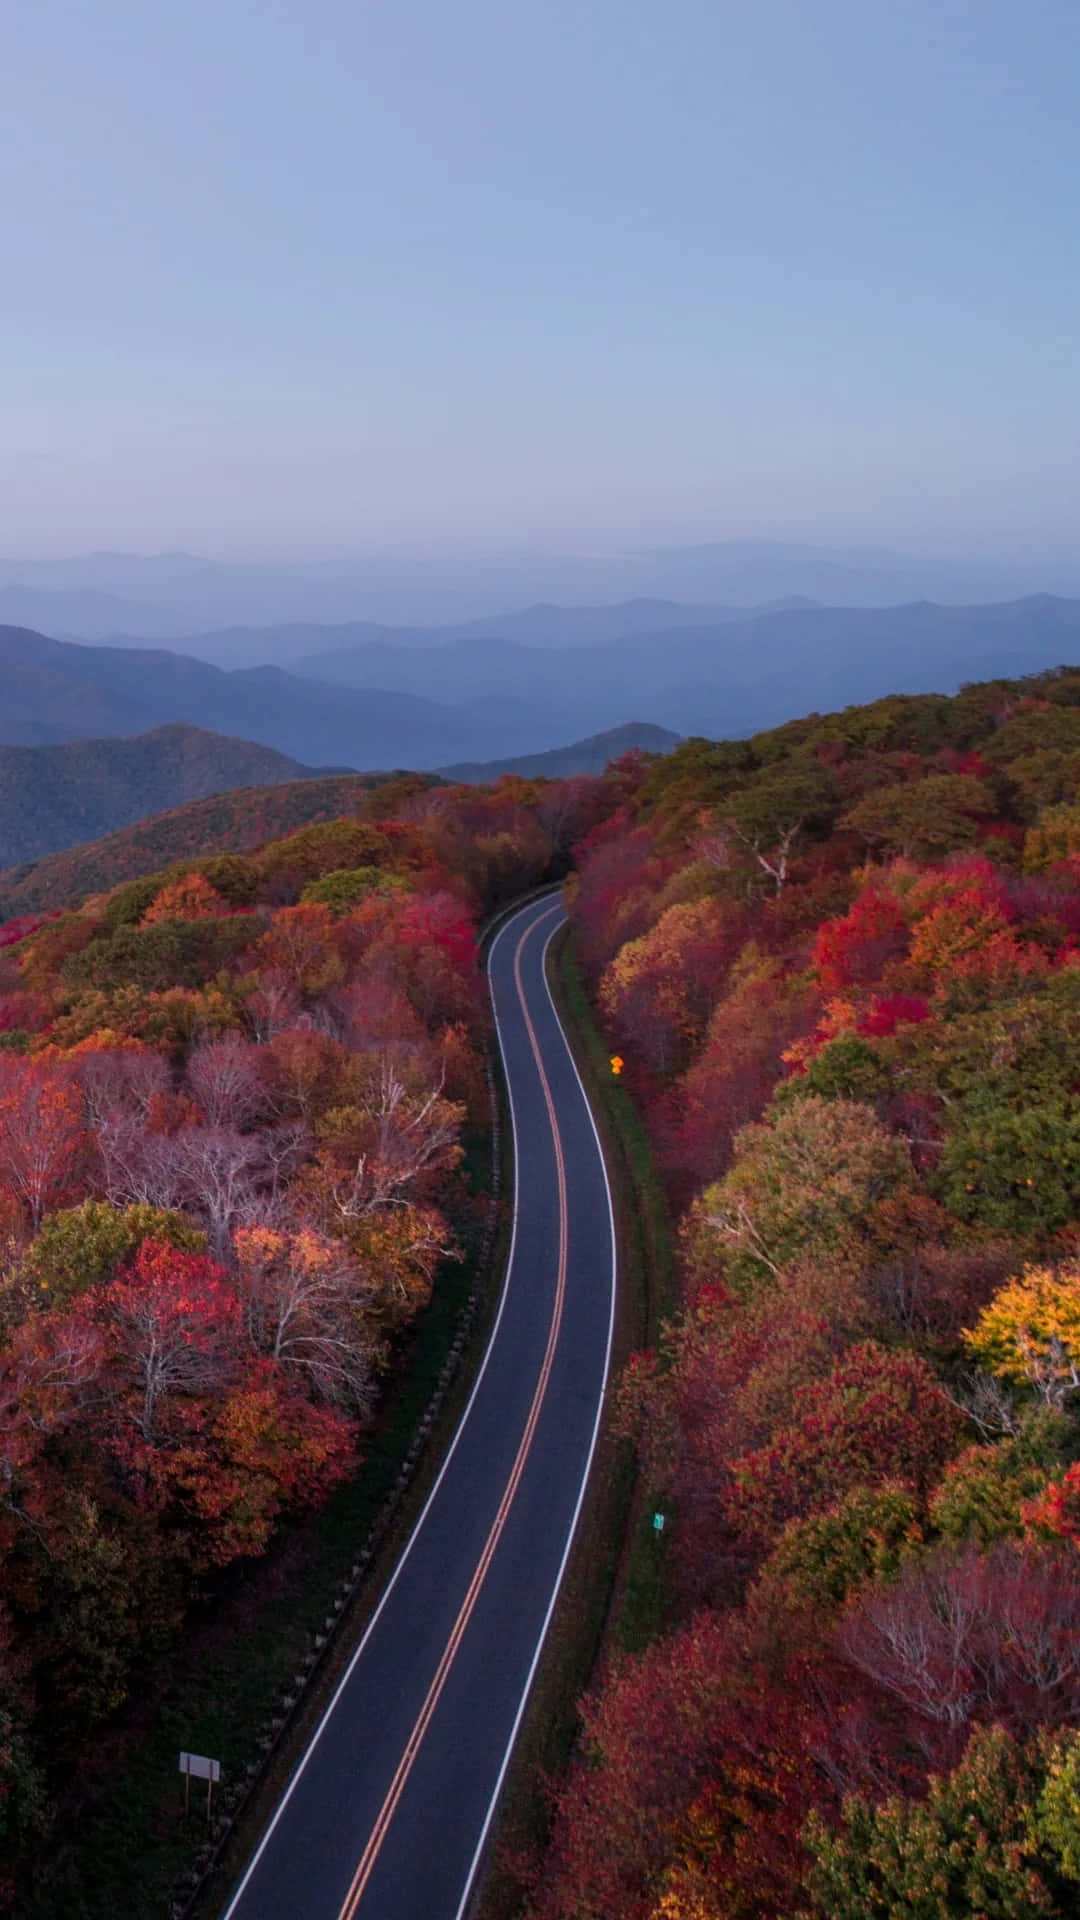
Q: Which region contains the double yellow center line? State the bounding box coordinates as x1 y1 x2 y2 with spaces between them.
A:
337 910 568 1919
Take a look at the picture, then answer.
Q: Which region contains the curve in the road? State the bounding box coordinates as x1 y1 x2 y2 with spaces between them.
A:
336 927 572 1919
221 896 617 1920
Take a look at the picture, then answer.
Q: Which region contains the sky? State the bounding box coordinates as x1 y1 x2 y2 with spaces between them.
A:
3 0 1079 561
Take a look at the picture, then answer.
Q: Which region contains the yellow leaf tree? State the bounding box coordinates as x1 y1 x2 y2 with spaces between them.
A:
965 1265 1080 1409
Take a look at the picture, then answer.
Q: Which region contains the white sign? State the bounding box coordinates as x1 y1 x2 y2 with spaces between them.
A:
179 1751 221 1783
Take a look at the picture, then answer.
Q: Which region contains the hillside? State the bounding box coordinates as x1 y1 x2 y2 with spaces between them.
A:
0 722 671 918
537 662 1080 1919
439 720 680 783
0 725 317 866
0 769 437 918
0 764 586 1915
12 662 1080 1913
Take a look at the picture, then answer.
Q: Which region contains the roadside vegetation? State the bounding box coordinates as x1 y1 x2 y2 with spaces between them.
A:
0 773 628 1912
546 923 677 1660
10 661 1080 1914
531 665 1080 1918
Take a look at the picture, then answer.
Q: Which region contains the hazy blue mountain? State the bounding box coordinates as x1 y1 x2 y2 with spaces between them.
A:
6 597 1080 780
0 725 317 865
6 541 1080 639
0 584 189 642
613 541 1054 610
0 625 536 767
300 635 574 702
297 595 1080 741
439 721 681 784
131 619 443 669
445 599 746 647
134 600 749 668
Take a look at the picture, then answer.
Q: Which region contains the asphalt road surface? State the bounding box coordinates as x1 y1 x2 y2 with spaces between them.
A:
221 895 616 1920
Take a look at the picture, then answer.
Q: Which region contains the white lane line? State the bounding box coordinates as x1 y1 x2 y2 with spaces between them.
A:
221 898 554 1919
452 914 619 1920
334 906 571 1917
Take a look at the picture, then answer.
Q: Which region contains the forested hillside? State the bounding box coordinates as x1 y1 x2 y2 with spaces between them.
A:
0 768 622 1906
0 725 318 866
11 662 1080 1914
0 724 675 898
0 769 441 920
536 665 1080 1918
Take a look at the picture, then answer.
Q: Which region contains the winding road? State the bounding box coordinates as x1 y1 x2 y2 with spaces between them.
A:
222 895 617 1920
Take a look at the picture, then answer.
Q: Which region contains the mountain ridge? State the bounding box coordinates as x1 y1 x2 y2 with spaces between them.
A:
6 596 1080 780
289 594 1080 741
439 721 680 783
4 538 1079 636
0 725 318 866
0 624 532 767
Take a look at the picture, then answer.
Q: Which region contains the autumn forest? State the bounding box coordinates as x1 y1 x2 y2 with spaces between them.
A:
540 667 1080 1918
6 666 1080 1913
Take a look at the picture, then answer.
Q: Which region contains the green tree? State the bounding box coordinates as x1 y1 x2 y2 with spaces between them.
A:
929 1413 1069 1548
1025 800 1080 871
780 1032 892 1106
21 1201 205 1308
722 761 838 894
937 1096 1080 1236
256 819 394 900
703 1095 910 1296
300 865 405 914
841 773 994 861
802 1724 1080 1919
1039 1736 1080 1883
981 704 1080 770
101 873 168 933
190 852 259 906
61 916 260 993
751 1480 922 1621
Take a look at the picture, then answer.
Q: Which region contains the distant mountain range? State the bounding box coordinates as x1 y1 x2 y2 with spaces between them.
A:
0 725 315 866
439 721 680 784
289 595 1080 741
4 540 1080 640
0 623 514 767
148 599 762 669
4 596 1080 783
